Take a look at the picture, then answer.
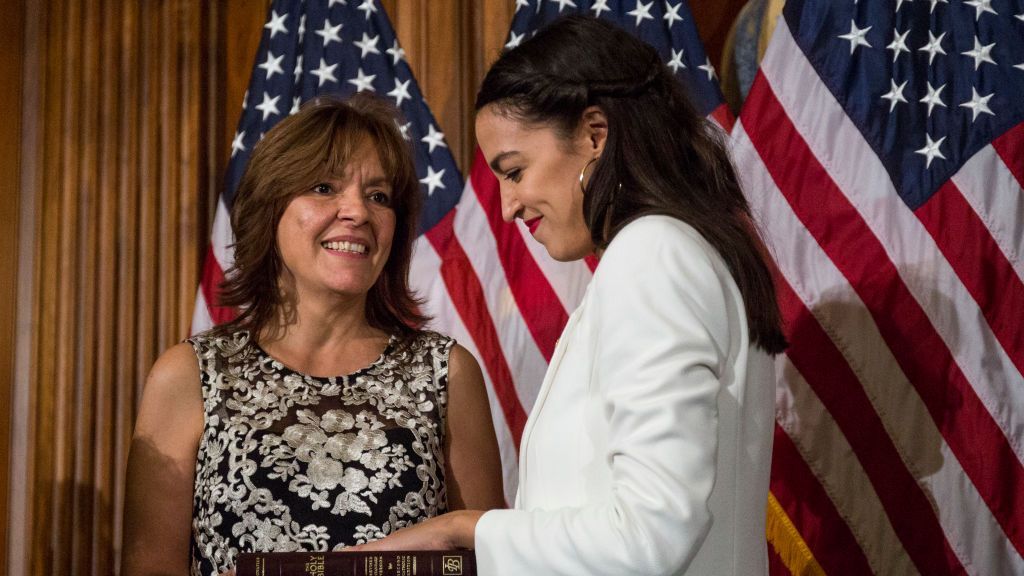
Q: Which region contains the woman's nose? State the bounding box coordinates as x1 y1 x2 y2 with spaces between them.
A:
336 191 370 223
500 189 523 223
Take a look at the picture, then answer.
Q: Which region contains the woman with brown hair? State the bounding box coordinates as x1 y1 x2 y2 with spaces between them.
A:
357 15 786 576
121 94 505 576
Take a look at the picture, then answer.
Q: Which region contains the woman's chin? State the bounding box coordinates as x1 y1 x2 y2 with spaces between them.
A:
543 241 594 263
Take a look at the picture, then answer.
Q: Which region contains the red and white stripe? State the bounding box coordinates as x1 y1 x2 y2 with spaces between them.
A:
409 150 595 503
192 199 236 332
734 18 1024 575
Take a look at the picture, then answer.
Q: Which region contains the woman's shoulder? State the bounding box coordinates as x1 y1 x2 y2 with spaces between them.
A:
404 329 457 352
142 342 203 411
150 342 200 378
611 214 708 250
187 326 251 347
604 215 724 275
180 329 260 387
596 215 737 340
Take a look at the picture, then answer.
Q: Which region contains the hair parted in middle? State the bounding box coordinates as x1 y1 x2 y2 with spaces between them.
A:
476 14 787 354
215 93 427 339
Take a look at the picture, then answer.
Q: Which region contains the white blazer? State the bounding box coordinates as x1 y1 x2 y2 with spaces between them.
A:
474 215 776 576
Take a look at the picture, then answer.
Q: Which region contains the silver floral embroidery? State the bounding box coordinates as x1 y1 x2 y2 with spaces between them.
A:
187 330 453 576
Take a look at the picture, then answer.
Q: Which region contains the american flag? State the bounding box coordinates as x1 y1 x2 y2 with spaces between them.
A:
424 0 734 504
193 0 735 506
731 0 1024 574
191 0 463 330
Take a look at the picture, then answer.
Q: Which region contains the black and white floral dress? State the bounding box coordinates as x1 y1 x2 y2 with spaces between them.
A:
186 329 454 576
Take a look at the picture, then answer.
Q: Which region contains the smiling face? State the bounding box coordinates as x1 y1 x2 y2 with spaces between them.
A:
276 140 396 303
475 105 603 262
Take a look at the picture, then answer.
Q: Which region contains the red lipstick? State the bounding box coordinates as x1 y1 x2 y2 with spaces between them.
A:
524 216 542 235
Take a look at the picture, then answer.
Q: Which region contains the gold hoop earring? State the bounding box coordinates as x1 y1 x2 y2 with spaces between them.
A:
579 157 599 193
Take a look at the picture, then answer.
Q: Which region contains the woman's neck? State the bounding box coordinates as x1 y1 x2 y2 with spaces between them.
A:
257 291 389 377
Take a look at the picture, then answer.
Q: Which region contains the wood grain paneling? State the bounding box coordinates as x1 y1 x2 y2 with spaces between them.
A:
472 0 515 100
221 0 271 188
0 0 26 572
388 0 474 172
15 1 216 574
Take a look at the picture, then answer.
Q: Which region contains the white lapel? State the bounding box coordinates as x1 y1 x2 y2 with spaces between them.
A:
516 290 589 499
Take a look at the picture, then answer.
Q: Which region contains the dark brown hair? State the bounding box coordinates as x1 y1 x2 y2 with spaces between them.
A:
476 15 787 354
216 93 426 338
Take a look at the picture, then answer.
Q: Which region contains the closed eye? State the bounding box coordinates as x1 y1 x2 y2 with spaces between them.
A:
502 168 522 183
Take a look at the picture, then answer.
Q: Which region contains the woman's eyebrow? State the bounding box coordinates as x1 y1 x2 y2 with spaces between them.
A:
363 176 391 187
489 150 520 173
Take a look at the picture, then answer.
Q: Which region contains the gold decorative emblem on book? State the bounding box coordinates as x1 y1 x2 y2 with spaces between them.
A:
441 555 463 575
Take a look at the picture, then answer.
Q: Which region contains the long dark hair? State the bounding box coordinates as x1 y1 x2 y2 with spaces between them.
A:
216 94 427 339
476 15 786 354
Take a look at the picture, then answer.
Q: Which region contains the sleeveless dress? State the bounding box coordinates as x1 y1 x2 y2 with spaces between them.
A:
187 329 454 576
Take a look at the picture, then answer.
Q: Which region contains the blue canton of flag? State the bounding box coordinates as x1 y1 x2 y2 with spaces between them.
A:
786 0 1024 208
506 0 731 123
226 0 462 234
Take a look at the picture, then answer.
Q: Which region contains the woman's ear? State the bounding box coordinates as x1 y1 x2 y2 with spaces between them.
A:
580 105 609 157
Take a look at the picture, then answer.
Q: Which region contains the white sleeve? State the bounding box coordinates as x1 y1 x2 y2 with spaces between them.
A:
474 217 731 576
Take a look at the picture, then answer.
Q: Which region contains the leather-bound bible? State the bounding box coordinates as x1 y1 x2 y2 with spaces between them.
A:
235 550 476 576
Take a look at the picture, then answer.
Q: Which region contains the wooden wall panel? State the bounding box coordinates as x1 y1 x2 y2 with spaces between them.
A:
91 4 121 571
16 1 216 574
472 0 516 99
110 6 139 573
388 0 475 173
0 0 26 572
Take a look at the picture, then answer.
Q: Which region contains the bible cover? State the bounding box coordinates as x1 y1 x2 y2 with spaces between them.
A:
235 550 476 576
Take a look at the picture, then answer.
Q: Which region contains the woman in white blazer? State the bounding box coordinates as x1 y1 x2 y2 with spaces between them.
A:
356 15 787 575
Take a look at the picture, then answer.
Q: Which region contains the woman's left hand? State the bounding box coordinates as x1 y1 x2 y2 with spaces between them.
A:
350 510 483 551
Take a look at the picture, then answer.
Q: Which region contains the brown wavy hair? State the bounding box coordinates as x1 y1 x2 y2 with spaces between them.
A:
476 15 787 354
215 93 426 338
